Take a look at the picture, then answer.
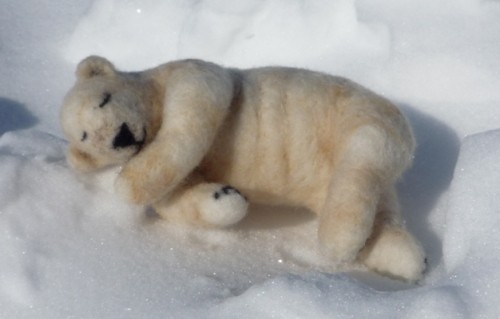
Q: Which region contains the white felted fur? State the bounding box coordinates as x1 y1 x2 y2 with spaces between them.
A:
60 56 425 281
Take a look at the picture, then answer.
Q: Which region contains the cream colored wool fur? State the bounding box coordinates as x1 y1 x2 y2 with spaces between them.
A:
60 56 426 281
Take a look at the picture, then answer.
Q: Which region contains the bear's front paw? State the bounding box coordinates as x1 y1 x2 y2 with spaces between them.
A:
199 185 248 227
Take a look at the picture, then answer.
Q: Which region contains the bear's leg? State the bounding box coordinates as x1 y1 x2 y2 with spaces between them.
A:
358 187 426 282
318 125 410 264
318 166 382 264
153 178 248 228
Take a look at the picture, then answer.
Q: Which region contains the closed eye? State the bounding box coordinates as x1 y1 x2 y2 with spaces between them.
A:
99 92 111 108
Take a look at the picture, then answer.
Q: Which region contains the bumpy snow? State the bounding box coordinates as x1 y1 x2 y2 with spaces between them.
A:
1 0 500 318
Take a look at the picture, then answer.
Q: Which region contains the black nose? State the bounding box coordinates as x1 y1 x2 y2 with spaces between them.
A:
113 123 137 149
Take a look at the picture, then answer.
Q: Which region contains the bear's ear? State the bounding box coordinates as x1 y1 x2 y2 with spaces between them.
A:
67 146 101 172
76 56 116 80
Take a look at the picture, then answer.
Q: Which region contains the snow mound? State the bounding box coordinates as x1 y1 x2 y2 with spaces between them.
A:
441 129 500 318
0 131 332 318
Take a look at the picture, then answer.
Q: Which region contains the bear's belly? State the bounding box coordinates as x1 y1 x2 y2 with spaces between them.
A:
199 91 337 211
199 146 332 210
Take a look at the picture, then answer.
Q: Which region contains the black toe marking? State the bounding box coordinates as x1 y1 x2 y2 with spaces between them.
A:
213 185 245 201
222 186 240 195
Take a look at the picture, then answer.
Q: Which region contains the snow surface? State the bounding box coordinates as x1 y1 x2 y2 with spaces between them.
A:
1 0 500 317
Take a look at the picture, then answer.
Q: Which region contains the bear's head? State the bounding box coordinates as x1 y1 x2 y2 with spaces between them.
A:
61 56 148 171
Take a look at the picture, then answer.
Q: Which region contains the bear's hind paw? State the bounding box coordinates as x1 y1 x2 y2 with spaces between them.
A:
358 226 426 282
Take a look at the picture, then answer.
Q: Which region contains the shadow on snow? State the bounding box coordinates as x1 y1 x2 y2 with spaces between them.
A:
0 97 38 136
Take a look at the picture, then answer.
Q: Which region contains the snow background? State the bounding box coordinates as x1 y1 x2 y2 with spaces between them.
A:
1 0 500 317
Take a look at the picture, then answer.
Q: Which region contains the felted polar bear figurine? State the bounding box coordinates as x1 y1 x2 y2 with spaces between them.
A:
61 56 426 281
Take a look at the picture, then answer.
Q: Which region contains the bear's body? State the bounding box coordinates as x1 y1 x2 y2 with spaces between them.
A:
61 56 425 281
201 67 413 208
